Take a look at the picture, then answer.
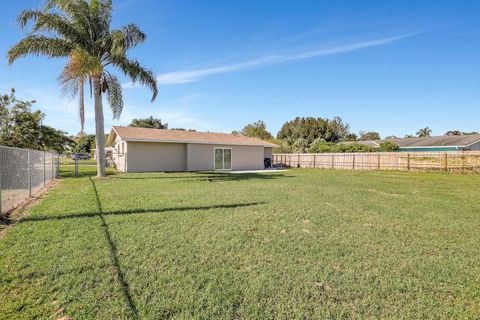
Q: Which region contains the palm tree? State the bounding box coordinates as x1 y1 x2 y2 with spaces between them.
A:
416 127 432 138
8 0 158 177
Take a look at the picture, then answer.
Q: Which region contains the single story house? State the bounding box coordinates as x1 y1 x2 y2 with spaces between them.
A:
354 134 480 152
106 126 278 172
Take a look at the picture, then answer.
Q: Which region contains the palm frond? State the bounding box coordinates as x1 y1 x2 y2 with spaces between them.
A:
110 57 158 101
7 35 72 64
102 24 145 58
44 0 94 43
119 24 146 49
18 9 85 45
98 0 112 32
59 69 81 98
102 72 123 119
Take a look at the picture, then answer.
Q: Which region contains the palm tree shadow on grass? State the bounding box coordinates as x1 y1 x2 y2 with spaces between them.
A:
59 168 116 178
88 177 140 319
20 202 266 223
110 171 293 182
20 175 266 318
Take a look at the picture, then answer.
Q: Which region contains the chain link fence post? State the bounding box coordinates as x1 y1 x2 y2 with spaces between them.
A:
28 150 32 197
74 158 78 176
57 154 60 178
43 151 46 186
51 153 54 182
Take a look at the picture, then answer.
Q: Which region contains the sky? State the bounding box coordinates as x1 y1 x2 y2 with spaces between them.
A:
1 0 479 138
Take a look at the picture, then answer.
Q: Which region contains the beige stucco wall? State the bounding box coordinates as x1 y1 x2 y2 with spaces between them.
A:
111 138 127 172
126 142 187 172
186 143 265 171
264 147 273 159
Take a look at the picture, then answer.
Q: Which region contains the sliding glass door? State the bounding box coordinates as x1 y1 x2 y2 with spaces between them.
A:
214 148 232 170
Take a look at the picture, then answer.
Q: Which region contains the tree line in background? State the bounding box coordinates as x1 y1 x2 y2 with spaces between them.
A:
1 93 478 155
231 118 479 153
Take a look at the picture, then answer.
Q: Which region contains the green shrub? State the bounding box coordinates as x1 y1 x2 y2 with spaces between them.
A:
308 141 378 153
380 141 400 152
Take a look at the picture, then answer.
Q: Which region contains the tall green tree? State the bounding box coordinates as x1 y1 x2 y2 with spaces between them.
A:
129 116 168 129
0 89 73 152
234 120 273 140
8 0 158 177
73 134 96 153
417 127 432 138
277 116 350 147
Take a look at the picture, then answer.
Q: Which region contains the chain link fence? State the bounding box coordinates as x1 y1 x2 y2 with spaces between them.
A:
0 146 59 215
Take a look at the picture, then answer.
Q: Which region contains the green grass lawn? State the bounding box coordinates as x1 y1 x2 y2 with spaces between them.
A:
60 157 97 165
0 167 479 319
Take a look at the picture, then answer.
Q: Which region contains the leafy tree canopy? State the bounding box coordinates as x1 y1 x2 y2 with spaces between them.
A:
445 130 479 136
308 141 377 153
73 134 96 153
0 89 73 153
343 133 358 141
129 116 168 129
277 116 350 146
234 120 273 140
358 131 381 141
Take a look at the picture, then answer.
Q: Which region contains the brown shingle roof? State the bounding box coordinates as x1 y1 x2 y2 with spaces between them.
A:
108 126 278 147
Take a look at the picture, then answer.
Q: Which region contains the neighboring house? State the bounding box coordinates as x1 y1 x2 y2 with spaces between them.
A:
106 126 278 172
354 134 480 152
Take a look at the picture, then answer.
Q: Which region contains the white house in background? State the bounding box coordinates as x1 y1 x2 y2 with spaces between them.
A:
106 126 277 173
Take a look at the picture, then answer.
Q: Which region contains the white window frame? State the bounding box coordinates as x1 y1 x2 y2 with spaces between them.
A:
214 147 232 170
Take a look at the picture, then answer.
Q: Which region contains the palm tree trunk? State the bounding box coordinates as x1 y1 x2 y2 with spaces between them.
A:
79 79 85 136
93 77 106 177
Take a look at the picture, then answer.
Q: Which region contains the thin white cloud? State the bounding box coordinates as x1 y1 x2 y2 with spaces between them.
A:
111 95 211 131
124 32 419 87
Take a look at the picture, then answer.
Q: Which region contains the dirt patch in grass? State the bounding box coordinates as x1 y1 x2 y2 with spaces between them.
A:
0 180 61 240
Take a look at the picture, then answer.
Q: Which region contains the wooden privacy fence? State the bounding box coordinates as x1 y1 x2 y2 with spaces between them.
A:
272 151 480 173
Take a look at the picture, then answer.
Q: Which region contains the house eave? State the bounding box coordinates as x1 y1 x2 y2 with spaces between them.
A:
120 138 278 148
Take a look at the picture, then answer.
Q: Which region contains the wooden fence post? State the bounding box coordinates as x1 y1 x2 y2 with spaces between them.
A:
331 154 335 169
297 154 300 168
443 153 448 172
377 153 381 170
352 154 356 170
407 153 410 171
313 154 316 168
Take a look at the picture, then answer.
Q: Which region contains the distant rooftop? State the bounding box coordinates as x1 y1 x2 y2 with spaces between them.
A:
350 134 480 148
